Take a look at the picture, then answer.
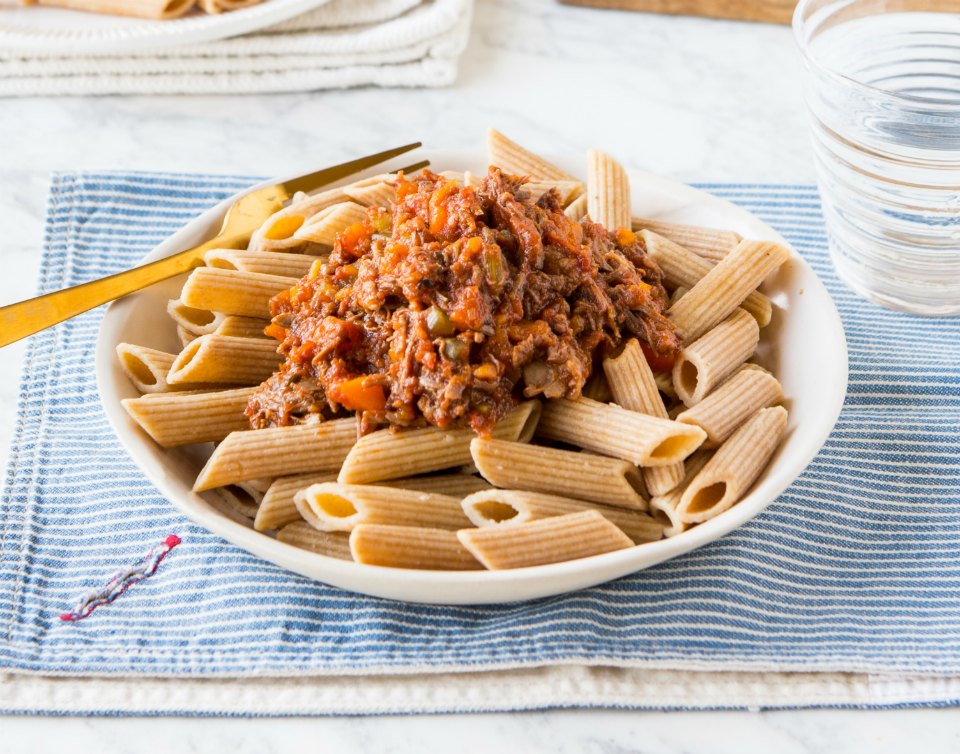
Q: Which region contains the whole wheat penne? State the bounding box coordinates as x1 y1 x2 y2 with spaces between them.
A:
654 369 678 402
676 366 783 447
525 180 583 206
461 489 662 544
167 299 226 336
378 474 492 498
277 522 352 560
248 187 347 253
343 174 397 207
470 438 647 510
294 202 368 246
215 315 269 339
671 286 689 304
177 326 197 348
678 406 788 524
194 417 357 491
537 397 705 467
295 483 470 533
350 525 482 570
586 149 631 231
458 510 633 570
648 449 713 537
204 248 320 278
255 472 338 532
180 267 296 319
487 128 579 183
673 309 760 407
632 217 742 262
603 339 684 496
641 231 773 327
337 401 541 484
116 343 201 394
581 371 613 402
198 0 260 12
122 387 256 447
668 240 790 341
34 0 195 18
167 334 280 385
208 484 259 522
564 194 588 221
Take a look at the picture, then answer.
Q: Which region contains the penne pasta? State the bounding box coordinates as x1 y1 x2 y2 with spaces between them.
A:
648 449 713 537
255 471 338 532
122 387 256 447
525 180 583 206
194 417 358 491
564 193 588 221
350 524 482 570
586 149 631 231
33 0 196 19
208 484 259 522
470 438 647 510
675 366 784 447
632 217 742 262
215 315 269 339
581 371 613 402
204 248 320 278
166 299 226 336
377 473 492 498
461 489 662 544
177 325 198 348
198 0 261 12
667 239 790 341
458 510 633 570
537 397 705 467
487 128 579 183
342 174 398 207
677 406 788 524
294 202 368 246
337 401 541 484
641 230 773 327
672 308 760 407
603 339 685 496
116 343 197 394
248 187 347 253
167 334 281 385
180 267 297 319
277 522 352 560
654 369 678 402
295 483 470 533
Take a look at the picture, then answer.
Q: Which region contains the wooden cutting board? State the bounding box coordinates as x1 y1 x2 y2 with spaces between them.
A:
559 0 795 24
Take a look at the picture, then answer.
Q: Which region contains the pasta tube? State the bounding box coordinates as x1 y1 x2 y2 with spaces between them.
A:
525 180 583 206
675 366 783 447
350 525 482 570
586 149 631 231
461 489 662 544
632 217 742 262
166 299 226 337
667 240 790 341
295 483 470 533
672 308 760 407
641 230 773 327
115 343 198 394
203 248 320 278
677 406 788 524
537 397 705 467
194 417 357 491
33 0 196 18
342 174 397 207
248 187 347 253
294 202 368 246
487 128 579 183
277 522 352 561
254 472 337 532
378 474 492 498
457 510 633 570
337 401 541 484
470 438 647 510
180 267 296 319
215 316 269 339
166 334 280 385
564 194 588 221
603 339 684 496
122 387 256 447
648 449 713 537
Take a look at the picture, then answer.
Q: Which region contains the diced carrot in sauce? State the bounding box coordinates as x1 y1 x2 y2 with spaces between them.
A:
330 377 386 412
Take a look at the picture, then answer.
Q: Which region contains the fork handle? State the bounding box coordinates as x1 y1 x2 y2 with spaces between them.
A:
0 235 240 349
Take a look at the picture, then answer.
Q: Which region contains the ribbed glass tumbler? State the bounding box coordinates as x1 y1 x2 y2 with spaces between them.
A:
794 0 960 316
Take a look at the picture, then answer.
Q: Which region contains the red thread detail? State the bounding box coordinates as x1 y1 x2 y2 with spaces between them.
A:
165 534 182 548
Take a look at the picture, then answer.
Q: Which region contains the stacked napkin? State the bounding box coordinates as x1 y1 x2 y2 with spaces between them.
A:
3 172 960 714
0 0 473 96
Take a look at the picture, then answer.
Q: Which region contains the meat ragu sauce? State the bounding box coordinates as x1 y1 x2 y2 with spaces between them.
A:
246 168 681 435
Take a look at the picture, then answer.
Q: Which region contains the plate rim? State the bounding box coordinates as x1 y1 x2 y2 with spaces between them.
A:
95 149 849 604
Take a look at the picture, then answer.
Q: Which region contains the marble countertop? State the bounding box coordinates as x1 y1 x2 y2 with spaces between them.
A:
2 0 959 748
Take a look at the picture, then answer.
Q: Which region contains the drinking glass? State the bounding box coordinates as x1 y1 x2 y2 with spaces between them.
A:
794 0 960 316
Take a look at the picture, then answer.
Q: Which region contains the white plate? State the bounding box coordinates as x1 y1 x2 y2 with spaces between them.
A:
0 0 332 55
96 149 848 605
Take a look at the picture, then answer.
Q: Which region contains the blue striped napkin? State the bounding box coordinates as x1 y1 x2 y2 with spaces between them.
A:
3 173 960 693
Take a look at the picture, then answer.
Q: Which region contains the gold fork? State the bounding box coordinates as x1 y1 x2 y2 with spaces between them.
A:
0 143 430 349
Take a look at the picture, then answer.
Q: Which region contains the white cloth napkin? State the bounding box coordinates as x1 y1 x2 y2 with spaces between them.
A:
0 0 473 96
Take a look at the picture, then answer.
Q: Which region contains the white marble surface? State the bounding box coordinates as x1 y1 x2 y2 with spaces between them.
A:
3 0 960 747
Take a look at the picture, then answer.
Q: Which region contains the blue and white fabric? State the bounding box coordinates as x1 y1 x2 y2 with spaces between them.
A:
2 174 960 705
